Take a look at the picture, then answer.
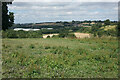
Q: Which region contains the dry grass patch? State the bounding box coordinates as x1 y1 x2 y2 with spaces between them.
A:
74 33 91 38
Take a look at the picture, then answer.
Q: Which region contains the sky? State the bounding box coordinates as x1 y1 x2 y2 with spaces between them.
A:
8 0 118 23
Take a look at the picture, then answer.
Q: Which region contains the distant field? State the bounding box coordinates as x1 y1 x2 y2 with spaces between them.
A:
43 33 91 39
100 25 117 31
74 33 91 38
2 38 118 78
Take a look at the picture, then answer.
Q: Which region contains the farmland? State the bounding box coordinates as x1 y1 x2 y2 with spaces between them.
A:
2 37 118 78
100 25 117 31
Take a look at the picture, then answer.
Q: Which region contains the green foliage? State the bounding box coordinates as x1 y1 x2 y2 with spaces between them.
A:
52 35 59 38
91 23 102 33
78 27 91 33
2 30 43 38
2 2 14 31
2 30 18 38
29 44 35 49
59 32 68 38
104 19 111 26
9 12 14 27
66 34 76 38
90 23 117 37
47 36 50 38
2 38 118 78
58 31 76 39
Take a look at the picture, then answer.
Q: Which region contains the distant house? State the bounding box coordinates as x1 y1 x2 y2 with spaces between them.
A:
14 28 40 31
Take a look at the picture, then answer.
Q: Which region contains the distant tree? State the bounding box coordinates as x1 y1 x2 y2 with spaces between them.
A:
67 34 76 38
9 12 14 27
56 21 60 23
63 21 69 26
98 20 102 23
72 20 75 24
2 2 14 31
104 19 110 26
59 31 68 38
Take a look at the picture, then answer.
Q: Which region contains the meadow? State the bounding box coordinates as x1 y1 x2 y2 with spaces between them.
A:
2 37 118 78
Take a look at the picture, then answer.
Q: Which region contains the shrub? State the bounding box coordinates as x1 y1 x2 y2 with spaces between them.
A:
52 35 59 38
59 33 66 38
16 45 22 49
29 44 35 49
44 46 51 49
66 34 76 38
2 30 43 38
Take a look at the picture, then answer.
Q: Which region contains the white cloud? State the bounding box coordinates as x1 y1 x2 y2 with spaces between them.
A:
94 11 99 14
67 12 72 14
53 6 57 9
113 7 118 10
8 2 118 23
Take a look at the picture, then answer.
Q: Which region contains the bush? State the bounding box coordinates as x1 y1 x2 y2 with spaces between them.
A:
59 33 67 38
29 44 35 49
66 34 76 38
52 35 59 38
2 30 43 38
58 32 76 39
2 30 18 38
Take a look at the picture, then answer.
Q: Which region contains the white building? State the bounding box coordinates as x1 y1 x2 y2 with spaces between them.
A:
14 28 40 31
41 28 53 30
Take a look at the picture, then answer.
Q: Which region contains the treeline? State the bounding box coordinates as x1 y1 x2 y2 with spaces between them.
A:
2 30 43 38
2 24 117 38
11 19 117 29
2 29 76 38
2 21 118 38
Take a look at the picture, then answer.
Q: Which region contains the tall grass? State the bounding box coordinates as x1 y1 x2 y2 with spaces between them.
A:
2 38 118 78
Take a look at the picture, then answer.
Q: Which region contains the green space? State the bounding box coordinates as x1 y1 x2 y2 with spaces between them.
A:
2 38 118 78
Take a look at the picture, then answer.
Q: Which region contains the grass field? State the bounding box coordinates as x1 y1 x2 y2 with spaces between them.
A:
100 25 117 31
2 38 118 78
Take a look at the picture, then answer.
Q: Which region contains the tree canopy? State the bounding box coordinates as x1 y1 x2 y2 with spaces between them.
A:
104 19 110 26
2 2 14 31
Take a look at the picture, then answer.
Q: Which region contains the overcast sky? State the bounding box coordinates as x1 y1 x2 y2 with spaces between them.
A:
8 1 118 23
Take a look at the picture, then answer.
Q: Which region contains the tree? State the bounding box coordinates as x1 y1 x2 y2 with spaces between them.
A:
2 2 14 30
104 19 110 26
72 20 75 23
9 12 14 27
